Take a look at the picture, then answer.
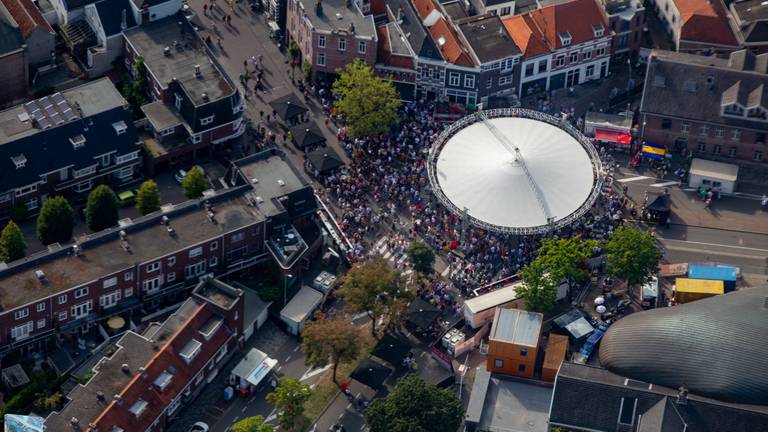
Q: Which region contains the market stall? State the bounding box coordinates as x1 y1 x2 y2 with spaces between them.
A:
643 192 670 224
230 348 278 392
688 158 739 194
584 112 633 147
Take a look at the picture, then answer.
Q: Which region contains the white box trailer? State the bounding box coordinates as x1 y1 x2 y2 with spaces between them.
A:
280 286 324 335
463 282 522 329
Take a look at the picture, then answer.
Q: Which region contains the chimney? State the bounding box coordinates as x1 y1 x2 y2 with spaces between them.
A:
315 0 323 16
677 387 689 405
202 92 209 102
114 394 123 405
70 417 79 425
397 5 403 21
89 423 98 431
194 64 202 77
96 391 105 402
121 363 130 373
121 9 127 30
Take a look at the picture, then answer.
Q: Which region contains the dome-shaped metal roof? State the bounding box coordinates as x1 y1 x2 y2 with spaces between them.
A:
599 286 768 405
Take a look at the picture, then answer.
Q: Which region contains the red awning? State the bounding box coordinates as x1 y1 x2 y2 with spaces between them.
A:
595 129 632 145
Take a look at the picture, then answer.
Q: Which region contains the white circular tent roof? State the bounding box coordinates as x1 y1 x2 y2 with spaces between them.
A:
428 109 602 234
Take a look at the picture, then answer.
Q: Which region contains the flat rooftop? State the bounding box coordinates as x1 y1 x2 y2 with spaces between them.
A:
457 15 520 63
478 373 551 432
490 307 543 347
124 16 234 105
237 154 308 217
300 0 376 38
0 78 126 145
141 101 185 131
0 193 262 311
193 277 242 310
732 0 768 21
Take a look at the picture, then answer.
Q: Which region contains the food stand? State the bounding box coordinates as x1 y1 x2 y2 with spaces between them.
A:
230 348 278 393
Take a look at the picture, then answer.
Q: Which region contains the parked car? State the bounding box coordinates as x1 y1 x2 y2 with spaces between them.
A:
117 189 137 207
174 165 205 184
188 422 209 432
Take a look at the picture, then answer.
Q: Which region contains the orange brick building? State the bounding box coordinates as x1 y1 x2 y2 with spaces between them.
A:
486 308 543 379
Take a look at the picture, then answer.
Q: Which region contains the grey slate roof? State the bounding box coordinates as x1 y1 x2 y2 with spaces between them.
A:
598 286 768 405
640 50 768 130
456 15 520 64
95 0 137 36
385 0 442 60
550 362 768 432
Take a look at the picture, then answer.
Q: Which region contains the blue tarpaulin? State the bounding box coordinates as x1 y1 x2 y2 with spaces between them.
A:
688 264 738 282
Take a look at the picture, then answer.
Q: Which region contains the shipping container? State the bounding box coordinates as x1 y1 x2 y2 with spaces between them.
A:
463 282 522 329
674 278 724 303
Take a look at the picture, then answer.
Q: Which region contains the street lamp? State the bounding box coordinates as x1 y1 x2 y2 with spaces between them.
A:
283 273 294 306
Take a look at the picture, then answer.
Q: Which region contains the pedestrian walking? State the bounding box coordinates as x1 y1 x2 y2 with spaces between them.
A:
203 3 208 14
761 194 768 208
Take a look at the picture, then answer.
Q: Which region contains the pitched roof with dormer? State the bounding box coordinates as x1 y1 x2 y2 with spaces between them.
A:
525 0 609 50
672 0 738 47
0 0 53 39
503 13 550 57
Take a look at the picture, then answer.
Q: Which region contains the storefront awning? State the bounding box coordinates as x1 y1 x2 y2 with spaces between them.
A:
595 129 632 144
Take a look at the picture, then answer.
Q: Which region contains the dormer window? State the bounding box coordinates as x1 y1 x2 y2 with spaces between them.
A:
180 338 202 364
70 135 86 149
112 121 128 135
200 115 215 126
559 32 572 46
129 399 148 418
154 370 173 391
11 154 26 169
592 25 604 38
747 107 767 121
722 103 744 117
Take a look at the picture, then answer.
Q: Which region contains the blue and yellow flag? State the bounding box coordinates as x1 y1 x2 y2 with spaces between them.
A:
642 142 666 160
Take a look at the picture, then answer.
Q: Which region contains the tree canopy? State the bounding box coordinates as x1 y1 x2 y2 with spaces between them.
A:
86 185 119 232
266 377 311 432
536 236 597 299
340 257 411 337
407 241 436 274
231 416 274 432
332 59 401 138
366 375 464 432
604 225 662 287
182 166 208 199
0 221 26 262
136 180 161 215
36 196 75 245
301 312 361 384
517 259 558 313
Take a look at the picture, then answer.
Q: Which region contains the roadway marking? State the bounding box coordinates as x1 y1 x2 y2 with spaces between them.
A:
649 181 680 187
265 409 277 422
441 266 451 277
657 238 768 253
300 364 332 381
662 245 767 260
241 406 248 413
285 355 291 362
293 345 301 352
617 175 650 183
352 312 368 321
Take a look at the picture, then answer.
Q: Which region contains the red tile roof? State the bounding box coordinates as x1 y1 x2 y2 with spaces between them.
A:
91 303 233 431
674 0 738 47
527 0 609 50
429 17 473 66
1 0 53 39
376 24 415 69
369 0 386 16
411 0 438 20
503 14 550 57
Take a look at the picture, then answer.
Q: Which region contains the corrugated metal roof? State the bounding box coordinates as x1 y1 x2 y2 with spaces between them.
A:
490 308 543 347
675 277 725 294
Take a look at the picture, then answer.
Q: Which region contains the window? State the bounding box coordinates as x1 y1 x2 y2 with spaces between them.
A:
37 303 45 312
728 147 737 157
525 63 535 77
754 150 763 161
501 58 514 71
189 246 203 258
498 75 514 86
165 257 175 268
661 118 672 130
538 59 548 72
124 287 133 298
11 322 33 340
697 142 706 152
144 277 162 294
74 287 89 299
200 115 215 126
464 75 475 88
15 184 37 197
175 94 183 110
58 294 67 305
167 272 176 283
160 127 175 137
518 364 526 372
499 6 511 15
618 397 638 425
584 50 593 60
569 51 579 63
593 25 604 38
700 125 709 136
358 41 366 54
713 144 722 154
494 359 504 368
74 165 97 179
210 242 218 251
99 290 121 309
180 339 203 364
59 311 67 321
70 135 86 149
14 308 29 320
190 134 202 144
486 78 493 89
71 301 93 319
0 192 11 203
586 65 595 77
74 180 92 193
116 152 138 164
185 261 207 279
103 277 117 289
26 198 38 211
146 262 160 273
231 232 244 242
449 72 460 87
338 38 346 51
756 132 766 144
37 319 46 329
11 154 26 169
520 348 528 356
100 154 111 167
559 32 572 46
316 53 325 66
318 35 325 48
715 128 725 138
596 46 606 57
112 121 128 135
129 399 148 418
680 123 690 134
124 272 133 281
556 55 565 67
731 129 741 141
210 256 218 267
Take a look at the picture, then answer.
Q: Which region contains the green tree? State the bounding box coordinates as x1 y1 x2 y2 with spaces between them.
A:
517 259 558 313
266 377 311 432
303 61 312 83
605 225 662 287
366 375 463 432
301 312 361 385
136 180 161 215
86 185 119 232
332 59 401 138
231 416 274 432
340 257 411 337
406 241 436 274
36 196 75 245
10 204 28 223
537 237 597 298
182 166 208 199
0 221 26 262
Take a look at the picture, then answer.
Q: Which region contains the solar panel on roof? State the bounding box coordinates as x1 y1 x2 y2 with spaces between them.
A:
42 97 53 110
63 110 78 121
33 110 45 122
51 93 65 105
39 118 51 129
45 105 57 116
51 113 64 125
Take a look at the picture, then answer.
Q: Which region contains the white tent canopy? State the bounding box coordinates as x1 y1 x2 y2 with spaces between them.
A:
231 348 278 387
